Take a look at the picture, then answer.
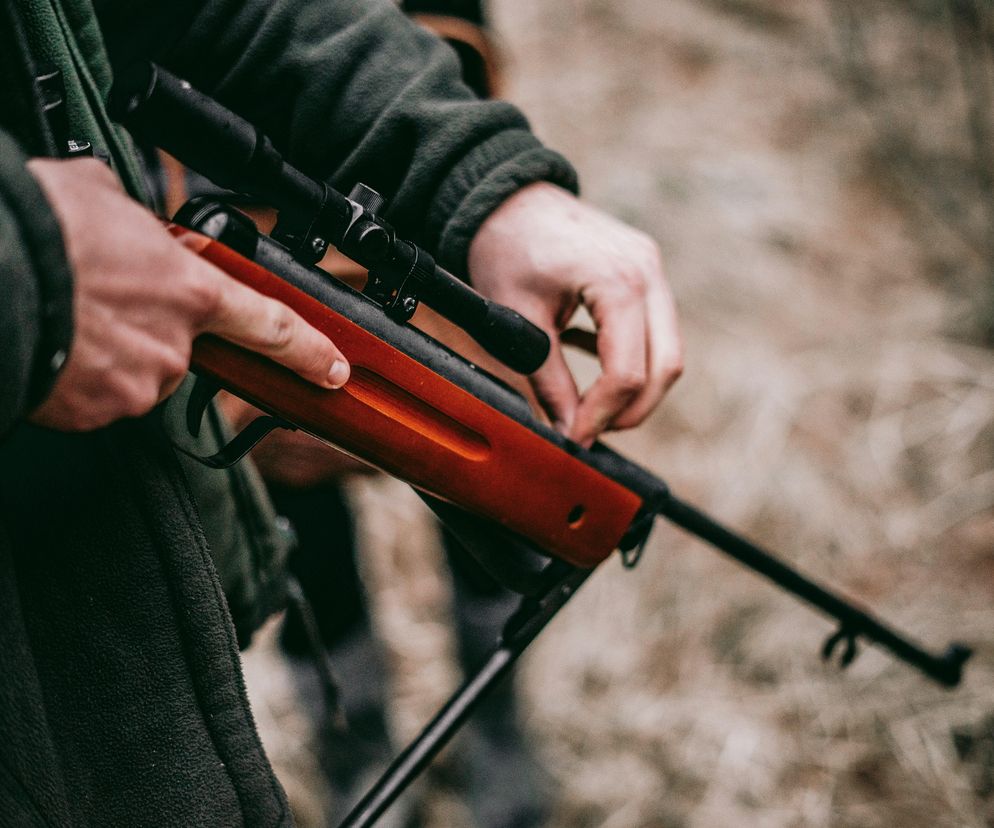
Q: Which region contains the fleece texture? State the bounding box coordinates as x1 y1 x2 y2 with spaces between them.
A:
92 0 578 275
0 0 578 824
0 421 290 826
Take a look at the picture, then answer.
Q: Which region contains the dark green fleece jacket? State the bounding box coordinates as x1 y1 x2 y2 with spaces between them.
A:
0 0 576 825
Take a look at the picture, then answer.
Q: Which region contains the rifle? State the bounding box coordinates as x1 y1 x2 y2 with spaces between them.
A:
112 63 972 828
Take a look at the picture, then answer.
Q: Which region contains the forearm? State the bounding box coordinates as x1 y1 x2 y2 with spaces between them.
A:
95 0 576 272
0 130 73 436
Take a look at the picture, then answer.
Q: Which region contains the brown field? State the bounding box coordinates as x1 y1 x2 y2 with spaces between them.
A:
242 1 994 826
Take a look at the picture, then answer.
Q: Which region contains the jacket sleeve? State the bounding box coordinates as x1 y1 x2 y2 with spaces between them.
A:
0 130 74 437
94 0 578 275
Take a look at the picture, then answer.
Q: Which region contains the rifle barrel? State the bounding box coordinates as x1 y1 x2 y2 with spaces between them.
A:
658 494 971 687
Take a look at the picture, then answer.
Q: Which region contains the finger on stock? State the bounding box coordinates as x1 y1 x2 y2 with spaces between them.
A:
609 278 683 430
570 286 648 446
528 318 581 435
204 268 350 389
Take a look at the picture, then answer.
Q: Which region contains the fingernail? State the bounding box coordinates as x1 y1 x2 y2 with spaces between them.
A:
176 232 211 253
328 360 350 388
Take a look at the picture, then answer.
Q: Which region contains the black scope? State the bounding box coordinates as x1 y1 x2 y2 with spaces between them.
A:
110 62 550 375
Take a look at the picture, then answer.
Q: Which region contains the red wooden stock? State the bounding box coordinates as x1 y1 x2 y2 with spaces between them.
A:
182 231 642 567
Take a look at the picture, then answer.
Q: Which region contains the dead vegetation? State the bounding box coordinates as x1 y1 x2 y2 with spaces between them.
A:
243 1 994 825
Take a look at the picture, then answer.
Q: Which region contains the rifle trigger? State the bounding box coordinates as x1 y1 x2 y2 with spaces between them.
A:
186 375 222 438
821 626 859 669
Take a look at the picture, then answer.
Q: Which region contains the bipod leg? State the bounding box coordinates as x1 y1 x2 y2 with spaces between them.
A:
336 562 590 828
658 494 971 687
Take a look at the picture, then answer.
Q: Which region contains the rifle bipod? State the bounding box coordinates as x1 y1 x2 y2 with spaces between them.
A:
337 487 970 827
337 561 589 828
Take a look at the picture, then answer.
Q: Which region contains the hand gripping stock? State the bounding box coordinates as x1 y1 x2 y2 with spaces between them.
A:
169 205 654 570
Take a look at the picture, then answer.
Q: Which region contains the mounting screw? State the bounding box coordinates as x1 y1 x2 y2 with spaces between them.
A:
310 236 328 257
401 296 418 315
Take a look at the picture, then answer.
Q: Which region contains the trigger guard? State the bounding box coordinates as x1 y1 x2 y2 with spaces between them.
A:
174 413 296 469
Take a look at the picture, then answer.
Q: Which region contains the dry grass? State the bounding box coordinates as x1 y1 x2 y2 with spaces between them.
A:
243 1 994 825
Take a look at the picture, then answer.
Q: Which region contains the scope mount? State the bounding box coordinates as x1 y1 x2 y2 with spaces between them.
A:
110 62 550 375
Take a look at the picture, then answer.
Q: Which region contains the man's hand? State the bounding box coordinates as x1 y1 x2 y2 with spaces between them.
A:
28 158 350 432
468 182 683 446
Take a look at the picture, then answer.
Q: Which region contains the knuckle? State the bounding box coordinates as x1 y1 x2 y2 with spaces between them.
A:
609 368 647 397
124 383 160 419
267 304 296 351
108 368 162 419
629 272 650 300
304 360 325 383
294 346 329 382
310 345 336 376
613 267 649 301
634 235 664 275
163 347 191 383
122 399 146 420
159 374 186 402
115 386 143 420
185 268 223 325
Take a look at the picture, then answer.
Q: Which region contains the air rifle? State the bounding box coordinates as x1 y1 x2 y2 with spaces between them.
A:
112 63 971 828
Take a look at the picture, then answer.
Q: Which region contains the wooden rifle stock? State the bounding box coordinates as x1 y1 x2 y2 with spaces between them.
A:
171 213 659 569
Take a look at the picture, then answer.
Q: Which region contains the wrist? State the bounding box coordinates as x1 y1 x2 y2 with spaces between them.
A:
431 136 578 278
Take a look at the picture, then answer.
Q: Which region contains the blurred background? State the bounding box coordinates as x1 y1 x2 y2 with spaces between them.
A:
241 1 994 825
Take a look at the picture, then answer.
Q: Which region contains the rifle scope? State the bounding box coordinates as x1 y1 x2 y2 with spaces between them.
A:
110 62 551 375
